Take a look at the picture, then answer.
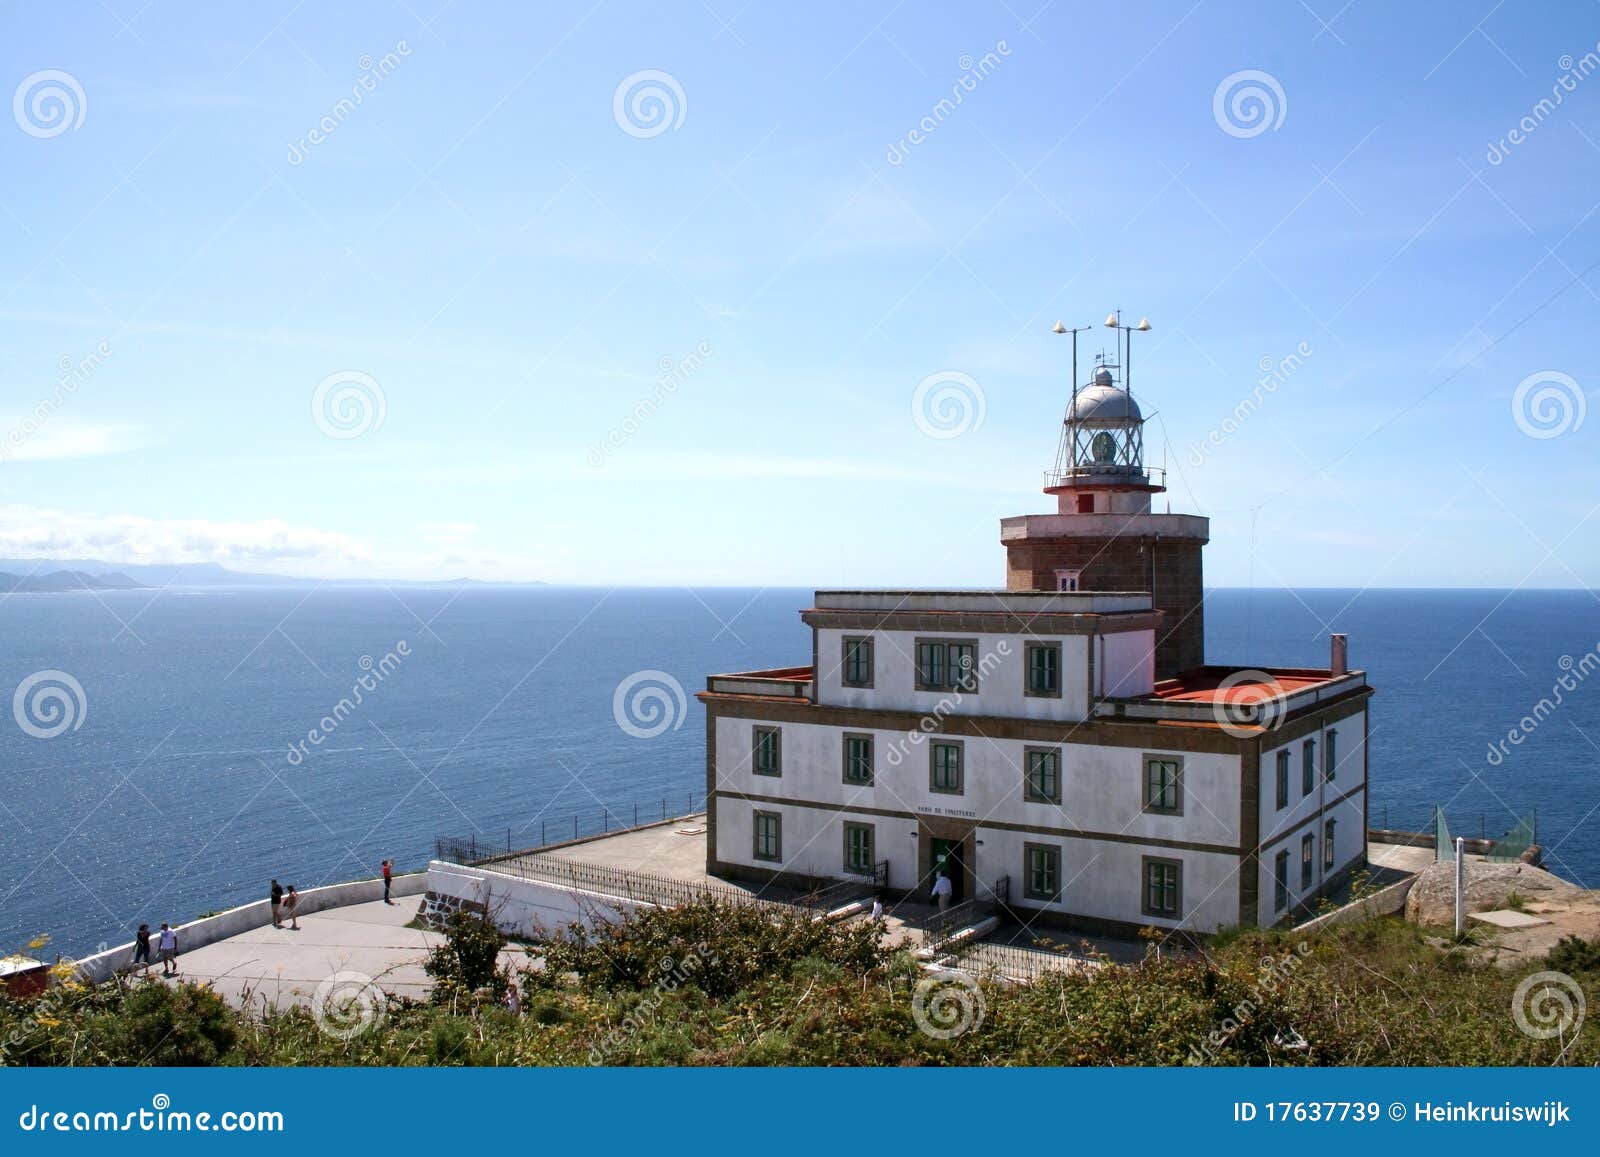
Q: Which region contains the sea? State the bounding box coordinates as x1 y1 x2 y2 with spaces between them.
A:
2 586 1597 955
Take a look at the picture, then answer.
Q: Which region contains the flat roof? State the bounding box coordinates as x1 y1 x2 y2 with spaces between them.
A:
1148 670 1332 705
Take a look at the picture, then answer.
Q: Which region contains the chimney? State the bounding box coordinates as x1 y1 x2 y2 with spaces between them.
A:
1330 633 1348 678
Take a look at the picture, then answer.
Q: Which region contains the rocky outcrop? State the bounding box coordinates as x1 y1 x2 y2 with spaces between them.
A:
1403 860 1581 926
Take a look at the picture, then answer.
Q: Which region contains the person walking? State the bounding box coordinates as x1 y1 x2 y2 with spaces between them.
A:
270 879 283 928
131 923 151 973
156 922 178 976
283 885 300 930
381 860 393 904
931 871 953 913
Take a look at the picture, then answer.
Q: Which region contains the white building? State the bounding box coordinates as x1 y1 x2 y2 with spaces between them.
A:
699 320 1372 935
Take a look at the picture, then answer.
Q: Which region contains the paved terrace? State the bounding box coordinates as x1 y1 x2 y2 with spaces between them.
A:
156 897 528 1010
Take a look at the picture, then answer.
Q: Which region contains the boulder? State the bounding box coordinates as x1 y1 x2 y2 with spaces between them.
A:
1403 860 1580 927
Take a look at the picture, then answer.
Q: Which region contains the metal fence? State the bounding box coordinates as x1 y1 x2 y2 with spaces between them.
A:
435 793 706 866
953 939 1090 981
918 876 1009 945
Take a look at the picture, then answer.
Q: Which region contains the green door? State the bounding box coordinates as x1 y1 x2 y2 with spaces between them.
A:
930 838 964 902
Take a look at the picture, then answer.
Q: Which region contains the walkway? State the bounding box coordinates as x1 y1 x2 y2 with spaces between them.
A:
152 896 527 1009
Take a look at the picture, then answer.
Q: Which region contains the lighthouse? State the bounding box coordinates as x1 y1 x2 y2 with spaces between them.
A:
1000 313 1209 681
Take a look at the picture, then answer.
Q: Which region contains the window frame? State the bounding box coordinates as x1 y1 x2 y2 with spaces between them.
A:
841 732 874 786
1324 819 1337 868
752 810 781 863
1300 832 1315 889
1023 745 1062 804
1023 842 1062 902
1143 754 1184 815
1273 848 1290 911
1325 728 1338 781
1275 749 1290 810
913 637 980 694
1023 640 1063 698
843 821 875 876
1141 856 1182 919
840 635 875 689
929 739 964 795
752 726 782 777
1301 738 1316 796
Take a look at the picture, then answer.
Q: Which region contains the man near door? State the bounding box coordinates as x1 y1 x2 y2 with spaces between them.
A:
931 871 953 912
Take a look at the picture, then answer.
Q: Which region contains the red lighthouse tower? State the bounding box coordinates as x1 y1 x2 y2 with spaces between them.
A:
1001 313 1209 681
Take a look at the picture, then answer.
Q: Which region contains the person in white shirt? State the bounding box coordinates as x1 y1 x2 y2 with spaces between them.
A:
931 872 953 912
156 922 178 976
870 898 884 920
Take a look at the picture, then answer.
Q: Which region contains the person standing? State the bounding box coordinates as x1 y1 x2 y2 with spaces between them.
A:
270 879 283 928
156 922 178 976
283 885 300 930
381 860 393 904
931 871 953 913
131 923 151 973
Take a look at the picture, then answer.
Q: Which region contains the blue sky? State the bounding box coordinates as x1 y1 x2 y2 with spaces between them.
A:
1 0 1597 587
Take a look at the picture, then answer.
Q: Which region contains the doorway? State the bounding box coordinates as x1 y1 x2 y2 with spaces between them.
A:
930 837 965 903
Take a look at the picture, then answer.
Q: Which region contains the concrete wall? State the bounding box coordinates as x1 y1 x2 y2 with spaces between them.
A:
1292 874 1416 934
425 862 651 938
73 873 426 985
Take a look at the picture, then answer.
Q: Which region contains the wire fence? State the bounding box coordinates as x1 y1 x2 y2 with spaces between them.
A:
436 793 707 865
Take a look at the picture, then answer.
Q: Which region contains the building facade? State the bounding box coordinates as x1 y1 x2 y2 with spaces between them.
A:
698 326 1372 935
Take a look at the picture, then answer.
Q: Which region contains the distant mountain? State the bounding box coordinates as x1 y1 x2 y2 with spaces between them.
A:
0 559 546 589
0 569 145 593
